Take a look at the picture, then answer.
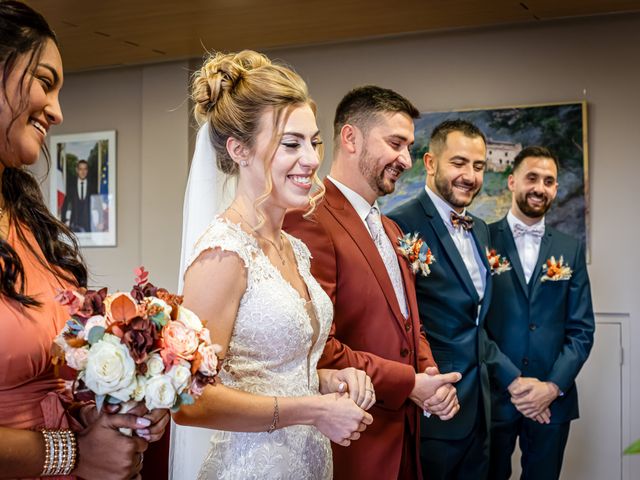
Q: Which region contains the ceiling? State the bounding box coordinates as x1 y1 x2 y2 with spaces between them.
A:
28 0 640 72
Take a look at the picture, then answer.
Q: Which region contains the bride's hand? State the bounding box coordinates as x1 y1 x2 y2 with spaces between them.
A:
318 368 376 410
313 393 373 447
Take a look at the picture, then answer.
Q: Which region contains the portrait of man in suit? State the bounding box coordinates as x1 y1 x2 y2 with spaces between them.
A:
61 159 95 232
485 146 595 480
285 86 461 480
389 119 519 480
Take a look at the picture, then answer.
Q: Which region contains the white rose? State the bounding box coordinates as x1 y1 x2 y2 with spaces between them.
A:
176 306 203 333
67 347 89 370
84 334 137 402
144 375 177 410
132 375 147 402
198 343 221 377
167 361 192 393
81 315 108 340
145 353 165 377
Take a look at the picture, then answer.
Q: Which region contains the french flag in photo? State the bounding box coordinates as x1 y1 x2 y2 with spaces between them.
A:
56 158 65 213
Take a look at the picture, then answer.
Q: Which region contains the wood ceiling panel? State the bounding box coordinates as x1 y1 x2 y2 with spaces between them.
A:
25 0 640 71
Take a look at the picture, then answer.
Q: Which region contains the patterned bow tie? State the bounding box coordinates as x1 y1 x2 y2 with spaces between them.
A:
513 223 545 238
450 211 474 231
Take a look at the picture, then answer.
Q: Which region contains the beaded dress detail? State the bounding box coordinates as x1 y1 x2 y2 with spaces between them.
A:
188 217 333 480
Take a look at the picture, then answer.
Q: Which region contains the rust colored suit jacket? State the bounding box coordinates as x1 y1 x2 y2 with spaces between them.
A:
284 179 436 480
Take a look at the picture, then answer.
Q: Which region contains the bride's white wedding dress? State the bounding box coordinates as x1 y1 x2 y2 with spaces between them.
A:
187 217 333 480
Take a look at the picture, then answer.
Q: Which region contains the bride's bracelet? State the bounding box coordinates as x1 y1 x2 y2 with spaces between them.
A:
267 396 279 434
40 428 78 476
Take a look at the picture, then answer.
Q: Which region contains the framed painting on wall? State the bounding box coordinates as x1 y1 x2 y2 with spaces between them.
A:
48 130 116 247
379 102 589 250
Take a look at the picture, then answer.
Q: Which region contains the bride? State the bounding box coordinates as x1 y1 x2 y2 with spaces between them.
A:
172 50 375 479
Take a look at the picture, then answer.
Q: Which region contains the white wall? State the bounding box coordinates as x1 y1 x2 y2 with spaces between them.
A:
49 12 640 476
265 15 640 476
47 60 190 292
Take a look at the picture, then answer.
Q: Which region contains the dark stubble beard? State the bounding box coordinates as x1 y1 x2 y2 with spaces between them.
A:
357 146 395 197
433 166 480 209
515 191 552 219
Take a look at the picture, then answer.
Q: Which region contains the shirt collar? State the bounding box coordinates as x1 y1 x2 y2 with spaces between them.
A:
328 176 378 222
507 209 545 233
425 185 467 230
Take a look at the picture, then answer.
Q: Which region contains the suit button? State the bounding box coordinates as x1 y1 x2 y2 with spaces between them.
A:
522 357 529 366
400 348 410 357
405 322 411 332
529 324 537 331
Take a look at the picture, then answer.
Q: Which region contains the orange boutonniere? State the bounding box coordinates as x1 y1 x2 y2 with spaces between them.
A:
397 233 435 277
485 247 511 275
541 256 572 282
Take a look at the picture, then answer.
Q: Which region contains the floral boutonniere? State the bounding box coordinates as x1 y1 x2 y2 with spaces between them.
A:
541 256 573 282
485 247 512 275
397 233 435 277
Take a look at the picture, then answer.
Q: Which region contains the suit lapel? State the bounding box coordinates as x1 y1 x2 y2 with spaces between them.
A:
470 225 492 321
528 229 554 295
418 190 479 303
323 181 407 327
382 216 418 318
497 217 529 299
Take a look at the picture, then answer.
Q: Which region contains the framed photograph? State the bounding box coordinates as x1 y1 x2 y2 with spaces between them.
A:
49 130 116 247
379 102 589 250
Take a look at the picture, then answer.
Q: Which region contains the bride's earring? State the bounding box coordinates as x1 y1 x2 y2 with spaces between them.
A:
240 160 248 167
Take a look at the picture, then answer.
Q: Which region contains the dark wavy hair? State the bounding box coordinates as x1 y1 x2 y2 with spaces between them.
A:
1 0 87 307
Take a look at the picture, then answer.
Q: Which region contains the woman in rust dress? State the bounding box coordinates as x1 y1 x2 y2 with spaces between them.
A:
0 2 168 478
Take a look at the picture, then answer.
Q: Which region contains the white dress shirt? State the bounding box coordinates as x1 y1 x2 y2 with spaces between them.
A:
426 186 486 301
327 176 377 235
77 178 87 200
507 211 545 283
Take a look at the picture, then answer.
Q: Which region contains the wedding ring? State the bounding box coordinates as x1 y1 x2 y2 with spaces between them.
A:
137 453 144 467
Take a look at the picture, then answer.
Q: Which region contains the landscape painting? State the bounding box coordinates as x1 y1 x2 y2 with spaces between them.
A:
379 102 589 247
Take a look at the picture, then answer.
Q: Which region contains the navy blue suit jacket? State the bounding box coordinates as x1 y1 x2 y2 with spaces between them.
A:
485 217 595 424
389 189 520 440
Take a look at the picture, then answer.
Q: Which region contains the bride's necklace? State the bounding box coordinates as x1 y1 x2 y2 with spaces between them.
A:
228 206 287 265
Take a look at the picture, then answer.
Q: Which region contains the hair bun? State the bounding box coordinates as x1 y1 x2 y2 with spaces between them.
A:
192 51 271 121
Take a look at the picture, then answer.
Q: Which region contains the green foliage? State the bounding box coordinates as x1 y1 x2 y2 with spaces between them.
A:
488 104 584 169
87 326 106 345
624 438 640 455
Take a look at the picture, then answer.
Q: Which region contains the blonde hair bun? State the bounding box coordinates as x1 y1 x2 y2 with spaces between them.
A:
193 50 271 122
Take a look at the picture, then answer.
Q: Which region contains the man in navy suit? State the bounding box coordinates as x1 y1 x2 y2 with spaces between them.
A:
61 159 94 232
389 120 519 479
485 146 595 480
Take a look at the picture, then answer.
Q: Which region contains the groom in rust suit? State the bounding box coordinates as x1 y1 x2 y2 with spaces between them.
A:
285 86 461 479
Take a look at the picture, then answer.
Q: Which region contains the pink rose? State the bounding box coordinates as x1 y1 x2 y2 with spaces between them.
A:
197 343 221 377
189 377 206 397
162 321 200 361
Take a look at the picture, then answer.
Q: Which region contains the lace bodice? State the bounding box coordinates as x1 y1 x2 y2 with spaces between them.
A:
187 217 333 480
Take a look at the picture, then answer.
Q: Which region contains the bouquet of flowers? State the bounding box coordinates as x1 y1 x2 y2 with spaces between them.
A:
53 267 221 415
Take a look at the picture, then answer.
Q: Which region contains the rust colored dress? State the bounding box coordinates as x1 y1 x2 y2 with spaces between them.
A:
0 222 78 478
